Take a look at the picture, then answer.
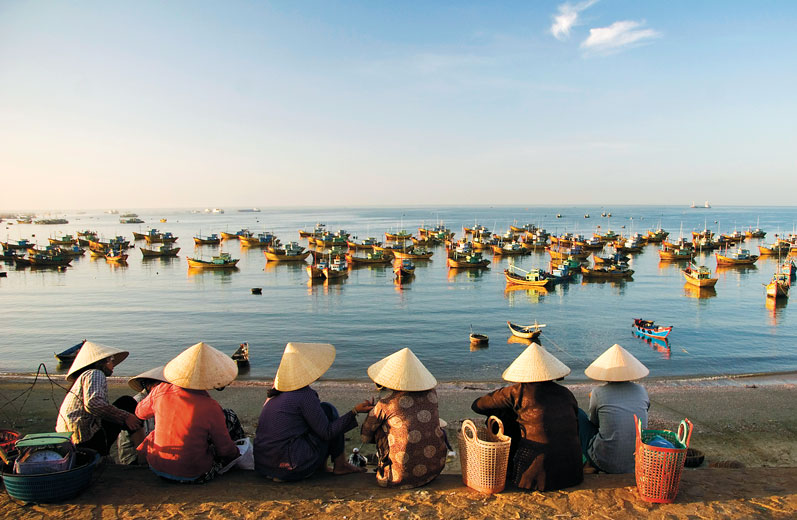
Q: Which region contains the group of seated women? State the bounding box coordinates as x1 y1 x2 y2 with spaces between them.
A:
56 338 650 490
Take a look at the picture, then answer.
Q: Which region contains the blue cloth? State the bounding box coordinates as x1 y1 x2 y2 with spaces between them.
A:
585 382 649 474
577 408 599 467
254 387 357 481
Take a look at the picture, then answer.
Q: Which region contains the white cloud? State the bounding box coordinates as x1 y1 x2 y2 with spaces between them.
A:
550 0 598 41
580 20 660 54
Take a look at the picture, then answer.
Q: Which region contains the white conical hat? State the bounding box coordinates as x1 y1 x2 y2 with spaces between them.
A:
502 343 570 383
274 343 335 392
128 366 167 393
164 342 238 390
585 344 649 381
67 341 129 381
367 348 437 391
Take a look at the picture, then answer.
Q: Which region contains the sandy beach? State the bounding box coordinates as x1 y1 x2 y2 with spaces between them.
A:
1 372 796 518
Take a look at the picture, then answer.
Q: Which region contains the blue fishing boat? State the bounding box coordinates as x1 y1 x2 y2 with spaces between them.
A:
55 339 87 364
632 319 673 340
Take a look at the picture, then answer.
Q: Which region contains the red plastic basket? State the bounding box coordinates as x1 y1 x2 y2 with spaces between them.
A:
634 415 692 503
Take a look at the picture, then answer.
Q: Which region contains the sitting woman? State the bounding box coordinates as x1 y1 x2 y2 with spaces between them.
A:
360 348 447 488
117 366 167 465
136 342 241 483
471 343 582 491
254 342 374 481
579 344 650 474
56 341 142 455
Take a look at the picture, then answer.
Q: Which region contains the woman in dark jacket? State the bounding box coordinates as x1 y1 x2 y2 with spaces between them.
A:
471 343 582 491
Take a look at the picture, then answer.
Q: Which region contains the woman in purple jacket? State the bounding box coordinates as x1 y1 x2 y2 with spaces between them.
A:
254 343 374 481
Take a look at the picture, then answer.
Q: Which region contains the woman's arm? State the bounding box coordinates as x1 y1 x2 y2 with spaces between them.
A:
471 385 515 415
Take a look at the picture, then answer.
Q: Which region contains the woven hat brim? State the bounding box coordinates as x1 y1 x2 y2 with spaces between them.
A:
164 342 238 390
128 366 167 393
366 347 437 391
585 344 649 381
502 343 571 383
67 341 129 381
274 343 336 392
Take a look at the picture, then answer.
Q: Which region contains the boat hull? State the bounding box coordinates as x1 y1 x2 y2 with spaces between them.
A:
682 269 718 288
447 257 490 269
507 321 542 341
186 257 239 269
264 250 311 262
504 270 551 287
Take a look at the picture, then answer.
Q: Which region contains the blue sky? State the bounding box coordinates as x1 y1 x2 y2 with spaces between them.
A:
1 1 795 209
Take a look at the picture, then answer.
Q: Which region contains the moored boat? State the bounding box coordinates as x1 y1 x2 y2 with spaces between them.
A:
264 242 310 262
447 251 490 269
393 258 415 281
392 247 433 260
682 262 718 288
504 265 551 287
658 246 693 262
140 245 180 257
715 248 758 266
240 232 277 248
232 342 250 365
346 250 392 265
580 264 634 278
48 235 77 246
187 252 239 269
632 319 673 339
322 256 349 280
507 321 545 340
385 230 412 241
105 250 128 263
54 339 87 364
765 272 790 299
193 233 221 245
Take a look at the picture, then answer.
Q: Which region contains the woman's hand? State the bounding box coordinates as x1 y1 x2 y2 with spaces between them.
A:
353 398 375 414
125 413 143 431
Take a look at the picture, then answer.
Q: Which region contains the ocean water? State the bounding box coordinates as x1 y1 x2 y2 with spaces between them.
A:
2 205 796 382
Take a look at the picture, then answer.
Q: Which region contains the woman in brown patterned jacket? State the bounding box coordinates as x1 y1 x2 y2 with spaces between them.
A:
471 343 583 491
361 348 447 488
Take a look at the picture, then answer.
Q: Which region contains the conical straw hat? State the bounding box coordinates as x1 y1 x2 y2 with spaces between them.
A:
164 342 238 390
274 343 336 392
128 366 167 393
502 343 570 383
67 341 129 381
585 344 649 381
367 348 437 391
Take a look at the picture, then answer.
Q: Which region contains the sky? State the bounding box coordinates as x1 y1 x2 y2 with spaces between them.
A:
1 1 796 210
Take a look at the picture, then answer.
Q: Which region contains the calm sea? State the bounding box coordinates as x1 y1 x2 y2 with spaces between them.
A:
2 205 796 382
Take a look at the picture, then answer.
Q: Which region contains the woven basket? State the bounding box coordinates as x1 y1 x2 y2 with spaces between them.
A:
634 415 692 503
458 416 512 494
2 448 100 504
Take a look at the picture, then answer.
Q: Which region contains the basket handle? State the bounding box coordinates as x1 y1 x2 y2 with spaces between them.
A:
677 418 693 448
461 419 478 442
634 414 642 452
487 415 505 437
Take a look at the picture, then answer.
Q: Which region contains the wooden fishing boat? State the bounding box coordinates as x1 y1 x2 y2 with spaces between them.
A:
492 242 526 256
504 265 551 287
410 236 432 246
29 253 72 267
344 250 390 265
240 232 277 248
507 321 545 340
385 230 412 241
54 340 86 364
593 252 629 266
765 272 790 299
88 247 107 258
322 257 349 280
220 231 240 240
132 231 147 240
715 248 758 266
105 251 128 263
632 319 673 339
547 244 590 261
232 342 250 365
48 235 77 246
469 333 489 346
658 246 693 262
140 245 180 257
510 223 537 233
187 252 239 269
447 252 490 269
745 228 766 239
644 229 669 243
782 259 796 280
0 239 33 251
347 237 380 250
306 260 327 280
193 234 221 245
682 263 718 288
264 242 311 262
580 265 634 278
472 236 496 251
298 223 327 238
758 241 790 256
12 256 32 267
372 243 405 256
393 258 415 281
392 248 433 260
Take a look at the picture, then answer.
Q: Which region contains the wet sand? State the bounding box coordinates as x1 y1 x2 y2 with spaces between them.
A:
0 372 795 518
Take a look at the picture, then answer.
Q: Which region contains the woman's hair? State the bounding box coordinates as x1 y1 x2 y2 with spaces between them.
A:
266 387 282 398
71 356 112 380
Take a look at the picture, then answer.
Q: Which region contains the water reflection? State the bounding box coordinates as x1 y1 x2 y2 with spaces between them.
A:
683 283 717 299
507 335 533 347
632 331 671 359
765 296 787 326
504 285 547 304
447 268 487 280
187 267 238 279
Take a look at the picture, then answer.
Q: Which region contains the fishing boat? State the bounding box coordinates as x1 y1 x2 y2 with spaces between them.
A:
264 242 311 262
306 259 327 280
105 250 128 263
715 248 758 266
144 231 178 244
509 223 537 233
758 240 791 256
507 321 546 340
231 342 250 365
765 272 790 299
347 237 380 250
187 252 239 269
593 252 629 266
0 239 33 251
491 242 526 256
393 258 415 281
48 235 77 246
322 256 348 280
392 247 433 260
658 246 693 262
220 230 240 240
193 233 221 245
746 228 766 239
682 262 718 288
298 223 326 238
385 230 412 241
54 340 87 364
240 232 277 248
346 250 392 265
504 265 551 288
447 251 490 269
310 246 348 262
632 319 673 339
547 244 590 261
29 253 72 267
580 264 634 279
644 229 669 243
782 259 796 280
140 245 180 258
469 332 489 346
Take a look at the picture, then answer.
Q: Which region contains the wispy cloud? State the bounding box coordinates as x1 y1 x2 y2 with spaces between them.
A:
580 20 660 54
550 0 598 41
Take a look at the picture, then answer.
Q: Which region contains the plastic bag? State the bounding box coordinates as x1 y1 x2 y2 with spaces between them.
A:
235 438 254 470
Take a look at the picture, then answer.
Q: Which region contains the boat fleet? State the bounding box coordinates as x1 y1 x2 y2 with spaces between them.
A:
2 219 795 301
